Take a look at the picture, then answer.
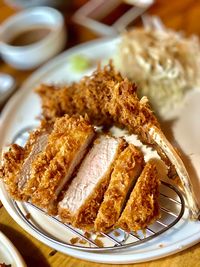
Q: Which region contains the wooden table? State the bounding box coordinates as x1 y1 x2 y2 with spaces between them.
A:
1 0 200 266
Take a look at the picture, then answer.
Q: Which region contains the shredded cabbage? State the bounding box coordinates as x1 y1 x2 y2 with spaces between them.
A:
114 28 200 117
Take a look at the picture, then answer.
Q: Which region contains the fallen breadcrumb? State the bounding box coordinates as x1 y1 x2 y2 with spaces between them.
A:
113 231 120 237
49 250 57 256
70 237 80 245
94 238 104 247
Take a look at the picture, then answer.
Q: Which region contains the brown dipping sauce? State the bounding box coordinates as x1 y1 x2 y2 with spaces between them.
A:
8 26 51 46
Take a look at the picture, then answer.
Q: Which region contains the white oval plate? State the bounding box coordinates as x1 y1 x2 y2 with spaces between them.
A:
0 231 26 267
0 38 200 264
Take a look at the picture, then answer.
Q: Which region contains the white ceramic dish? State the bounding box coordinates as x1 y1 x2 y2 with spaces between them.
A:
0 7 66 70
0 38 200 264
0 73 16 107
0 231 26 267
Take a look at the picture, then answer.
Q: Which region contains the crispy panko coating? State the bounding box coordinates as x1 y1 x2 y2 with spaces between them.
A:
0 120 51 200
0 144 26 200
94 144 144 233
117 160 160 232
36 63 159 143
29 115 95 214
35 84 76 121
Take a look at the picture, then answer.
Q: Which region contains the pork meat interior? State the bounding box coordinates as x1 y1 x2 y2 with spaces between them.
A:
58 135 126 231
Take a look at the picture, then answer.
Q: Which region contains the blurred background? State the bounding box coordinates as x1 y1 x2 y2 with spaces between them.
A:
1 1 200 60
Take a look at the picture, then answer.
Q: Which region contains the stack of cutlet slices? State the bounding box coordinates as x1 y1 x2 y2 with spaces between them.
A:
1 114 160 233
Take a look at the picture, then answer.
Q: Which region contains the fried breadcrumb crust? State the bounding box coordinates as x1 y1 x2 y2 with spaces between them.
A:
36 63 160 143
0 144 26 200
0 120 52 200
117 160 160 232
29 115 95 214
94 144 145 233
59 139 126 231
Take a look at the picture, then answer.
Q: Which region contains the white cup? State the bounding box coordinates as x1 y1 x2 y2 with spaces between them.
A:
0 7 67 70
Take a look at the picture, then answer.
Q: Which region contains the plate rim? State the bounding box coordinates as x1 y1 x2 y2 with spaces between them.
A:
0 230 27 267
0 37 200 264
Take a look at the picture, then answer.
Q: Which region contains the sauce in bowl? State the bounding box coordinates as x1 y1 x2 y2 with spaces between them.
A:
8 26 52 46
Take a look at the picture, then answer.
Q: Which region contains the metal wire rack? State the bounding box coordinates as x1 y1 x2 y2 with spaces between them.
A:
12 180 185 252
12 127 185 252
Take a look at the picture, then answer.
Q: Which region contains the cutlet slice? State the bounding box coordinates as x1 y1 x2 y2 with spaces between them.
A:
30 115 95 214
117 160 160 232
94 144 144 233
58 135 126 231
0 144 27 200
0 121 51 200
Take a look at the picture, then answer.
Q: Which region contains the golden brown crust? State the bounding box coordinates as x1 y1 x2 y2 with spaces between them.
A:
94 144 144 233
35 84 76 121
36 63 160 142
0 121 52 200
117 160 160 232
30 115 95 214
0 144 26 200
58 207 72 224
59 139 127 231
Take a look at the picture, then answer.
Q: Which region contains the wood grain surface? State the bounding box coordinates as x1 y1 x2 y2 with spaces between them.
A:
1 0 200 266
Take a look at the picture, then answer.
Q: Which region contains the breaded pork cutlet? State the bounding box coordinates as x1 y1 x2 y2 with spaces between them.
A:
94 144 144 233
0 120 52 200
36 63 200 220
117 160 160 232
58 135 126 231
25 115 95 214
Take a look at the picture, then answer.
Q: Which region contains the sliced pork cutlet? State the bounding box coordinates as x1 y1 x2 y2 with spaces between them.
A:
0 121 51 200
37 63 200 220
30 115 95 214
94 144 144 233
58 135 126 231
116 160 160 232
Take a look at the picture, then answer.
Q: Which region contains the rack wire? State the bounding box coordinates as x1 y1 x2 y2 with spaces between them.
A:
12 127 185 252
13 180 185 252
